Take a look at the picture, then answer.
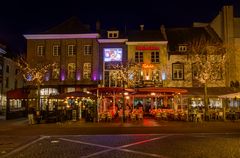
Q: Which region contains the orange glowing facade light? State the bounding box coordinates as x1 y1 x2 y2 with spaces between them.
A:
142 64 154 69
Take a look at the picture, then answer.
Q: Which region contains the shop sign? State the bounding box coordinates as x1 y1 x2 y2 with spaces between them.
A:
136 46 160 50
142 64 154 69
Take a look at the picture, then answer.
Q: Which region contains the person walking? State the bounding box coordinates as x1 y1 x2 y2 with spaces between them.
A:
28 107 35 125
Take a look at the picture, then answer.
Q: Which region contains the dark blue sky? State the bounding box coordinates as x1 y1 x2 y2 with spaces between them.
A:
0 0 238 54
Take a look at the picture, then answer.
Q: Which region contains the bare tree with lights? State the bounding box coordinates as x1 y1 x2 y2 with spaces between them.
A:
188 36 226 120
16 57 56 112
110 60 140 122
110 61 140 88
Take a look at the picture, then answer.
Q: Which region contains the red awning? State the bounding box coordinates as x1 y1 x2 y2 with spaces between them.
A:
135 87 188 94
89 87 135 93
7 88 29 99
49 91 97 99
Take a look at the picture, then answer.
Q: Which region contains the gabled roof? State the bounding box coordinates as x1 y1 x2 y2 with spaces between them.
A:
43 16 92 34
127 30 167 42
166 26 222 52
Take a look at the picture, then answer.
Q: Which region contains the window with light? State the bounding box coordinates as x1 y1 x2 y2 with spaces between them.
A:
172 63 184 80
68 63 76 79
83 63 91 79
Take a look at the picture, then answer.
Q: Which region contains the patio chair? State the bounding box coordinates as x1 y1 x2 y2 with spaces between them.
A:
196 113 203 122
107 113 112 122
161 112 168 120
100 113 107 122
155 112 161 120
131 113 136 121
138 113 143 121
218 111 223 120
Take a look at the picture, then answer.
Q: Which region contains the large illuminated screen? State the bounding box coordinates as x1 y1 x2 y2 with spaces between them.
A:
104 48 122 62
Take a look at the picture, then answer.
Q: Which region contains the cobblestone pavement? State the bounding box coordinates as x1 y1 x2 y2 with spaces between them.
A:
1 118 240 157
2 133 240 158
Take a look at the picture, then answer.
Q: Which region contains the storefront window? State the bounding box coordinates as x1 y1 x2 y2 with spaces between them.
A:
229 99 240 108
9 99 22 110
209 98 222 108
190 98 204 107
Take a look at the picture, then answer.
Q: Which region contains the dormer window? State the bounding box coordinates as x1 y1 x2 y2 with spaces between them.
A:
107 31 119 38
178 45 187 52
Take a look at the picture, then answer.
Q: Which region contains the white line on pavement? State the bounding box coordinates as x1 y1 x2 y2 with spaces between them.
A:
60 134 172 158
59 138 113 149
119 135 170 148
120 148 168 158
1 136 49 158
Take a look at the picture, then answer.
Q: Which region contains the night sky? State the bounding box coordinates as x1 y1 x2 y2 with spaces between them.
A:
0 0 238 54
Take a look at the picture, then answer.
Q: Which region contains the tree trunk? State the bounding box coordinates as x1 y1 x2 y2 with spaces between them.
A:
37 84 41 111
122 82 126 123
204 82 209 121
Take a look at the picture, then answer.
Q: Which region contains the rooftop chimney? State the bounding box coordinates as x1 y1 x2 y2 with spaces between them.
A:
160 25 167 40
140 24 144 31
96 20 101 32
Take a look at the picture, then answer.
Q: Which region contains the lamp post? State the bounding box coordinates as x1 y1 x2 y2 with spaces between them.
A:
122 91 128 123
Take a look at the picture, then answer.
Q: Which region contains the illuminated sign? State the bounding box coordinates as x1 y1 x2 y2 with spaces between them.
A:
142 64 154 69
104 48 122 62
136 46 160 50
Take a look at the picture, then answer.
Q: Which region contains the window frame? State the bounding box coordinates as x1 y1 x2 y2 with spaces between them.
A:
67 45 76 56
107 31 119 38
53 45 60 56
178 45 187 52
83 63 91 80
151 51 160 63
172 63 184 80
37 45 44 56
67 63 76 79
6 65 9 73
5 77 9 88
135 52 143 63
84 45 92 55
52 65 60 80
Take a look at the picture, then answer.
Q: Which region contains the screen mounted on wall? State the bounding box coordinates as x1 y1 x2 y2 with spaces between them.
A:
104 48 122 62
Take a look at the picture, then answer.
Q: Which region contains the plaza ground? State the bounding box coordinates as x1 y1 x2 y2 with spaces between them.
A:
1 118 240 158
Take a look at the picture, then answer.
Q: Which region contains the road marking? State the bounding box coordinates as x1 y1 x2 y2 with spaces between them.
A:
60 134 171 158
1 136 48 158
59 138 113 149
120 148 168 158
3 133 239 157
119 135 170 148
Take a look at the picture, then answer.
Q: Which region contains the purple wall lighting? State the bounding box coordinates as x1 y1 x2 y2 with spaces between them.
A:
76 71 81 81
26 74 32 81
61 69 66 81
45 72 50 81
92 71 98 81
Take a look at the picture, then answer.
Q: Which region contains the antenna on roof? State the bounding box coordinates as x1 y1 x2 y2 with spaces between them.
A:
124 24 127 34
